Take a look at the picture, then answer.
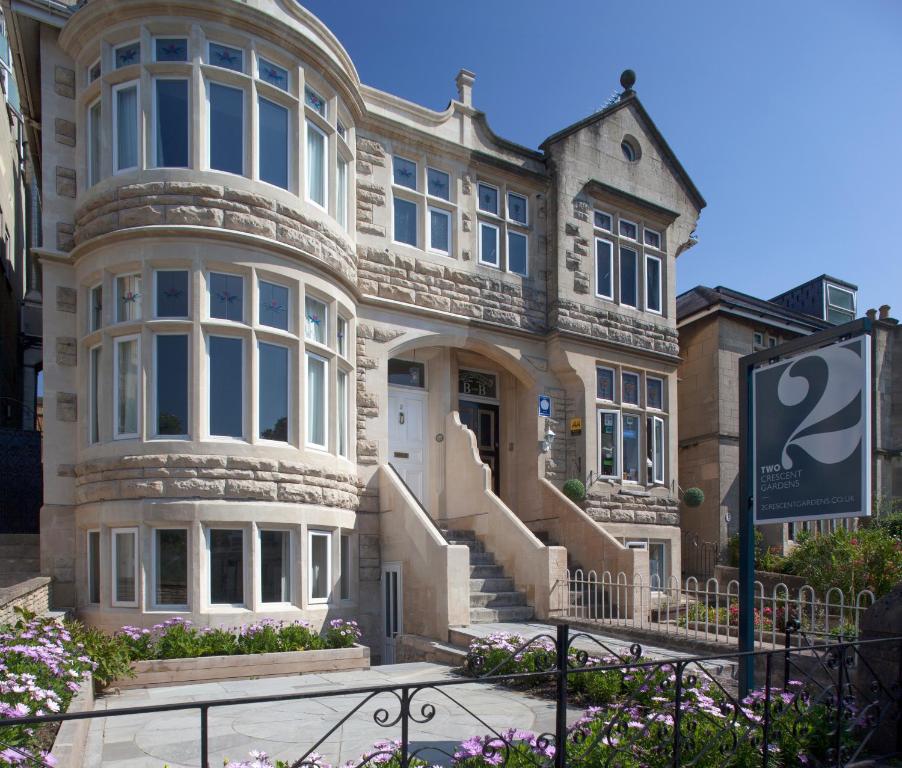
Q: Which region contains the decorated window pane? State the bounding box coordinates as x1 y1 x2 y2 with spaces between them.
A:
209 272 244 322
337 316 348 357
114 42 140 69
304 86 327 117
477 183 498 215
155 38 187 62
155 334 188 436
393 157 417 190
427 167 450 200
209 83 244 175
209 336 243 438
258 58 288 90
258 280 289 331
647 377 664 410
259 342 289 442
507 193 528 225
209 42 243 72
619 219 638 240
393 197 417 246
387 358 424 388
304 296 327 345
479 222 499 266
596 367 615 400
508 231 527 276
156 270 188 318
594 210 612 231
258 97 289 189
116 274 142 322
622 371 640 405
458 370 497 399
644 228 661 249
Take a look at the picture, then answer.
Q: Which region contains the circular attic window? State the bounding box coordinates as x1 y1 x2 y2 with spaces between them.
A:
621 136 641 162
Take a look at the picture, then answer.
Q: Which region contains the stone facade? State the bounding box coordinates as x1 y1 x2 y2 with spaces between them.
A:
585 486 680 527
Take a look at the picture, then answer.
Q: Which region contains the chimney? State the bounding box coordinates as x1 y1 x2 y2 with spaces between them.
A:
455 69 475 107
879 304 891 320
866 308 878 321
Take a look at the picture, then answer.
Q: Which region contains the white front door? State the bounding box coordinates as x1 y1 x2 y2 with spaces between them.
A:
388 387 427 504
381 562 402 664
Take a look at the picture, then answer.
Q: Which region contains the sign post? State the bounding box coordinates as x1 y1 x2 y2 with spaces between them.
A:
738 320 872 697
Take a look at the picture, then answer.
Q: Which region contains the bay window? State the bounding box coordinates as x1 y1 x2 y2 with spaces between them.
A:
90 346 101 444
259 342 289 442
646 254 662 314
308 530 331 603
209 82 244 175
209 336 244 438
154 38 188 63
428 207 451 254
114 335 139 439
112 528 138 607
337 370 349 458
340 533 351 600
154 79 189 168
260 530 290 604
259 280 289 331
336 157 349 230
154 528 188 608
304 296 327 345
113 82 139 172
259 96 289 189
116 274 142 322
155 335 189 436
478 222 499 267
306 353 327 448
620 247 638 307
209 529 244 605
306 121 327 207
209 272 244 322
155 270 189 318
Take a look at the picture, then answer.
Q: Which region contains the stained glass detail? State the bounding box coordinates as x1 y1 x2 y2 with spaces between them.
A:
156 270 189 318
209 273 244 322
259 58 288 90
596 368 614 400
507 193 527 224
622 372 639 405
304 296 326 345
393 157 417 190
259 281 289 331
209 43 243 72
116 274 142 322
115 42 140 69
619 219 638 240
478 183 498 215
155 38 187 62
337 121 347 140
647 377 664 410
304 86 327 117
644 228 661 249
458 370 497 399
427 168 450 200
594 210 612 231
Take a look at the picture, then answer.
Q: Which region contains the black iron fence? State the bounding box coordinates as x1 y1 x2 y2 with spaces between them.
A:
1 625 900 767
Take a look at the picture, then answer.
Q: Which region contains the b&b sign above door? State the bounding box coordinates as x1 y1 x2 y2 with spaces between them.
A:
752 335 871 524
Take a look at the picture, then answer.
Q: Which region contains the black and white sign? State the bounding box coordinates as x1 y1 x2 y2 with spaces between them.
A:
538 395 552 418
752 335 871 524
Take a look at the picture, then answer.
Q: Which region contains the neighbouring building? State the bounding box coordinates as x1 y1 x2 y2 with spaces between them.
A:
677 279 900 572
7 0 704 658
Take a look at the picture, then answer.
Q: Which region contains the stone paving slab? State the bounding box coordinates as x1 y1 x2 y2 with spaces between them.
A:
87 662 584 767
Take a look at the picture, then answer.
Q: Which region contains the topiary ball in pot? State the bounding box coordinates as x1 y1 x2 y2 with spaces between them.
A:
683 487 705 508
562 479 586 503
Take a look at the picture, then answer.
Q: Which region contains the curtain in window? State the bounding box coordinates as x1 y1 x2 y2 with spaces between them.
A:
306 123 325 206
117 339 138 435
116 85 138 170
307 354 326 446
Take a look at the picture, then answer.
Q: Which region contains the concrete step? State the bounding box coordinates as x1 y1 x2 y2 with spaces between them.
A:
468 551 495 566
469 605 535 623
469 591 528 609
448 539 485 552
440 529 477 542
0 558 40 575
470 564 505 579
470 577 515 593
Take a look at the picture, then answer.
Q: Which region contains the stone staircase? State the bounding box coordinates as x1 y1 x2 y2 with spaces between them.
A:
0 534 40 588
440 528 534 623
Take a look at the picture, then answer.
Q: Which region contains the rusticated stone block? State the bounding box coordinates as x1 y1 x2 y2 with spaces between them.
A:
120 205 164 228
78 481 119 503
228 456 278 472
165 478 227 498
56 222 75 252
54 66 75 99
56 287 77 314
56 393 76 422
165 182 223 197
56 337 77 366
278 484 322 503
165 206 224 227
224 480 278 500
223 211 277 238
55 118 76 147
56 167 76 198
57 464 76 477
120 480 166 499
223 189 274 210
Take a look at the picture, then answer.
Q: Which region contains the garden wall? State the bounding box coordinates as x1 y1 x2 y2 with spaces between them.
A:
110 645 370 689
0 576 51 625
714 565 807 594
49 671 94 768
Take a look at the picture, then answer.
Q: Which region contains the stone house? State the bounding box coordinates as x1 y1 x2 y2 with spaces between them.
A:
677 281 900 568
6 0 704 657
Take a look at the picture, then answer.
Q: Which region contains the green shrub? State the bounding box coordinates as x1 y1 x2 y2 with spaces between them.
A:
562 478 586 503
683 487 705 508
68 623 134 690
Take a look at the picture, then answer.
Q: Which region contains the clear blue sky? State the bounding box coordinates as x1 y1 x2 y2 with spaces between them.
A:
303 0 902 316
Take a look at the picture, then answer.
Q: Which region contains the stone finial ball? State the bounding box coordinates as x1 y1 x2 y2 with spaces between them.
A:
620 69 636 91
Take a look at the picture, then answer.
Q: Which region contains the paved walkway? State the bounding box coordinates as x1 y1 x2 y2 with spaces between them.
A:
86 662 582 768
